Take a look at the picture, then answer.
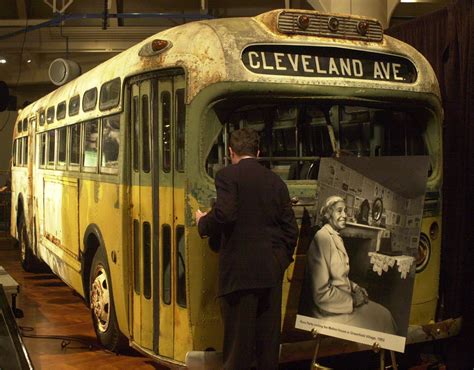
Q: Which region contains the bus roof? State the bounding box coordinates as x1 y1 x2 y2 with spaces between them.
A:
18 9 440 121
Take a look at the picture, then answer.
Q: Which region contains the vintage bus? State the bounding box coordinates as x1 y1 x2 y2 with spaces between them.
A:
10 8 456 367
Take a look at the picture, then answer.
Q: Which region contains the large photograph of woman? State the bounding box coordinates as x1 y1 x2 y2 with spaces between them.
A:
295 156 430 352
299 195 397 334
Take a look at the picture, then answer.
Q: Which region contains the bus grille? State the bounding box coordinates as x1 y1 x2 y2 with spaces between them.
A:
277 11 383 42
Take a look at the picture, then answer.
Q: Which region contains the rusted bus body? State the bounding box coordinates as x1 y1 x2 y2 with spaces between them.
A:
10 9 452 367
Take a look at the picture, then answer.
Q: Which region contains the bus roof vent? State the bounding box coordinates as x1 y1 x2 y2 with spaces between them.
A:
48 58 81 86
277 11 383 42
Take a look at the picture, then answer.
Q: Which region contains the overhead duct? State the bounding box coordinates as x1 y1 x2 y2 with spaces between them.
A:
48 58 81 86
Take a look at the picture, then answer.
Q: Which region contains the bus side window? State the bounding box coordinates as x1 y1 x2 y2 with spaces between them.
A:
46 107 55 124
22 137 28 166
57 127 67 166
161 91 171 173
162 224 171 305
69 123 81 169
176 225 186 307
175 89 185 172
12 140 16 167
57 101 66 120
132 96 139 172
101 114 120 173
16 139 22 166
39 110 45 126
47 130 56 167
39 133 47 168
141 95 150 173
99 78 121 111
69 95 80 116
83 88 97 112
143 222 151 300
83 120 99 170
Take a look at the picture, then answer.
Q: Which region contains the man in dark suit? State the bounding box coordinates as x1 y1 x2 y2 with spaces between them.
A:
195 128 298 370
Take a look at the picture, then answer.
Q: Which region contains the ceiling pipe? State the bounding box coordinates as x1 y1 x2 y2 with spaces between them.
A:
0 12 215 41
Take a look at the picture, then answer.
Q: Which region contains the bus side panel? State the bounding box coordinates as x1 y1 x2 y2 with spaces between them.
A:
173 187 193 362
43 176 79 259
79 179 130 336
409 216 441 324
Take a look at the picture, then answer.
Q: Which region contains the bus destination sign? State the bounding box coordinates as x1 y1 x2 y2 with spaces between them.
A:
241 45 417 83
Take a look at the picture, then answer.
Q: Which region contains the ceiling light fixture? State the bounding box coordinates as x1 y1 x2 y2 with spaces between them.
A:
0 58 6 64
27 59 32 63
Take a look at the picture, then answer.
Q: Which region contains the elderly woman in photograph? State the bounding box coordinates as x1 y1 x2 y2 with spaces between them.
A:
302 195 397 334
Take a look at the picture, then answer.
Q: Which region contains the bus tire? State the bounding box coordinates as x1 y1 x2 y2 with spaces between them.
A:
89 247 127 352
18 218 39 272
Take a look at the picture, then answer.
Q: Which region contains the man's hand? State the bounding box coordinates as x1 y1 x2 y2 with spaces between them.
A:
195 209 207 225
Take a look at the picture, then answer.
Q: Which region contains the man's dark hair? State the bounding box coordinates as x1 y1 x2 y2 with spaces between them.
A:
229 128 259 156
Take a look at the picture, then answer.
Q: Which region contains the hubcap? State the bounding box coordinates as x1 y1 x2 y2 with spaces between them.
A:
90 265 110 333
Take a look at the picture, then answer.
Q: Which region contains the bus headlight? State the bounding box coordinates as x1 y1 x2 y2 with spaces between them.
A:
415 233 431 273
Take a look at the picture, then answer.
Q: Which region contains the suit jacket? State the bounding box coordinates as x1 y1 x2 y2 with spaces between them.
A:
305 223 358 316
198 158 298 297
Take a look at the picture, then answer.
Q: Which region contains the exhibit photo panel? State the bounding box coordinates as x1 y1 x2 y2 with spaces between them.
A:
295 156 430 352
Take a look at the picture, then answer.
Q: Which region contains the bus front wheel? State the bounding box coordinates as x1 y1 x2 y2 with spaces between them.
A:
89 247 126 352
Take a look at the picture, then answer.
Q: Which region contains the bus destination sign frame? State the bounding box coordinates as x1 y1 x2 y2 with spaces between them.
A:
241 45 417 83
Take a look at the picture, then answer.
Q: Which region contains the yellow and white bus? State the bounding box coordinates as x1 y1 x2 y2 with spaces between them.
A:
11 8 454 367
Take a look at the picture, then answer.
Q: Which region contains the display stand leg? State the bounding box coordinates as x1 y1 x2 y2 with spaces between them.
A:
390 351 398 370
310 329 332 370
310 329 321 370
379 348 385 370
309 333 398 370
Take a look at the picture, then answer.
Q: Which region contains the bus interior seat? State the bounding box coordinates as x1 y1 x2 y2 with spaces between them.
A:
288 160 319 180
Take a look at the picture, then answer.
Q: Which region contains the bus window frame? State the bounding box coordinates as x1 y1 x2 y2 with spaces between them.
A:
100 114 121 175
68 123 82 171
161 91 171 173
12 139 17 167
82 119 100 173
39 110 45 126
22 137 28 166
38 132 47 169
46 106 55 124
56 126 68 169
83 87 98 112
175 88 185 173
18 138 23 166
141 94 151 174
99 77 121 111
57 101 67 120
69 95 80 116
46 129 56 169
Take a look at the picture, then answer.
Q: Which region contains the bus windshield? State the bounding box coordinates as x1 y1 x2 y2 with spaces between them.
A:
206 99 432 181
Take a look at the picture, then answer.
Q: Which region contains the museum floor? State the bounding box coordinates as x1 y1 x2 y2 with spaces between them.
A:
0 236 166 370
0 235 470 370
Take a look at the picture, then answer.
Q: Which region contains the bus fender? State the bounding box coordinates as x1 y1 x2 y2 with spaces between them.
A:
81 223 106 304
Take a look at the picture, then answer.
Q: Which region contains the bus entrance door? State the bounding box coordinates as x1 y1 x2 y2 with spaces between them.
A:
130 79 154 350
154 74 186 359
130 72 186 359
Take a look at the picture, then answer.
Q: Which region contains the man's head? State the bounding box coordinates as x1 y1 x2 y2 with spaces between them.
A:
229 128 260 164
